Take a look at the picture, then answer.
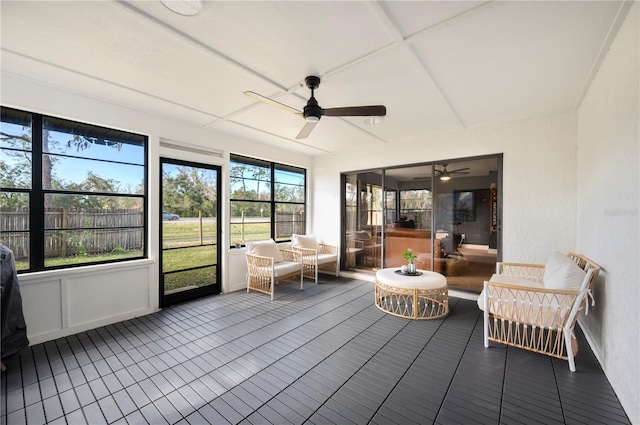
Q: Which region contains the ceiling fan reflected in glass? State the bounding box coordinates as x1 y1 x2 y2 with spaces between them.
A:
244 76 387 139
436 164 470 181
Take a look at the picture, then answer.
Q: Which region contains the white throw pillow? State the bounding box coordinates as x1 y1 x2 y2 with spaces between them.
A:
292 234 319 250
246 239 284 263
543 252 586 290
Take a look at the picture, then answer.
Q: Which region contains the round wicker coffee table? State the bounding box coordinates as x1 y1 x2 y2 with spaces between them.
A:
375 268 448 319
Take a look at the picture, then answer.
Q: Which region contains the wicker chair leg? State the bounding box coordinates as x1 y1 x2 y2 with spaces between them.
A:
270 276 274 301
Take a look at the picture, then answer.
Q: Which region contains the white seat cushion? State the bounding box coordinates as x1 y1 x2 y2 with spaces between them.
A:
273 261 301 277
292 234 319 250
477 274 543 311
317 253 337 265
246 239 284 263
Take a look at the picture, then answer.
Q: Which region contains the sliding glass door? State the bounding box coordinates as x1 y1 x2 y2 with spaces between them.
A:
342 155 502 292
343 172 384 270
160 158 221 307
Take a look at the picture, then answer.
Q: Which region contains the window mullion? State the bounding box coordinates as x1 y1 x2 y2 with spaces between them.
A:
270 164 276 239
31 114 45 270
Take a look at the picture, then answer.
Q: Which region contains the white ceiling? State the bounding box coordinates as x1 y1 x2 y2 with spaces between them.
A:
0 1 630 157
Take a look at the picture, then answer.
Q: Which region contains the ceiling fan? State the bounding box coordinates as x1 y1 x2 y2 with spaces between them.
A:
435 164 470 181
244 76 387 139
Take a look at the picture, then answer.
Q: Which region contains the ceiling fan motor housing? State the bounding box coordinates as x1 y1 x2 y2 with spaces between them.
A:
304 96 322 121
303 76 323 121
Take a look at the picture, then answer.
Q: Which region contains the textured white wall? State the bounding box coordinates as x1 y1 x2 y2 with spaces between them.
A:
577 3 639 423
311 111 579 265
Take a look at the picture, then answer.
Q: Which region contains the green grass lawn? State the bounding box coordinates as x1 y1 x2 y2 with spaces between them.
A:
229 222 271 243
14 249 144 270
163 267 216 293
162 245 217 273
16 220 273 291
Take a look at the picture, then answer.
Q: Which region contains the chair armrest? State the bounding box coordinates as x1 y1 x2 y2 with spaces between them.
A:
246 253 275 270
486 280 575 294
496 262 545 283
292 246 318 264
318 243 337 255
279 248 302 262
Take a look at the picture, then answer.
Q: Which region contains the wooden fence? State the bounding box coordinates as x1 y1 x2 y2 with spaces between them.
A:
1 208 143 259
2 209 304 259
275 213 306 238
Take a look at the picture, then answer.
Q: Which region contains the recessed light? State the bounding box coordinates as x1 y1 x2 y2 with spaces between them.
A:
161 0 203 16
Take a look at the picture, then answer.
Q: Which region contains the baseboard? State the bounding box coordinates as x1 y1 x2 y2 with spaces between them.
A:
578 317 605 367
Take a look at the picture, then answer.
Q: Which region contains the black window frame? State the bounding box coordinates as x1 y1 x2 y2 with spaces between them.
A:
229 154 306 247
0 106 148 273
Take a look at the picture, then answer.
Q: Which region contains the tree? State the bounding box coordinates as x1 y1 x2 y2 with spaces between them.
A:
54 172 124 210
251 165 269 201
1 118 122 208
162 166 217 217
230 163 248 193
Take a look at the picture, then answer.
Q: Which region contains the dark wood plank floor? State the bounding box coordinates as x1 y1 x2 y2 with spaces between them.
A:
1 276 630 424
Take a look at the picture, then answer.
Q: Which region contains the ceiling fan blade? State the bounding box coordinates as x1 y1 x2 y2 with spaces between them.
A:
449 167 470 173
244 91 302 115
322 105 386 117
295 120 318 139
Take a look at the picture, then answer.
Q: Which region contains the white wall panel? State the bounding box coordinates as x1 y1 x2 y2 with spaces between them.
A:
66 266 150 327
19 260 155 345
227 249 248 294
20 278 63 340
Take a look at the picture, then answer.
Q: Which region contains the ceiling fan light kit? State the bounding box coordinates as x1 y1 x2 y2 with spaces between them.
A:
244 75 387 139
363 116 383 125
435 164 470 181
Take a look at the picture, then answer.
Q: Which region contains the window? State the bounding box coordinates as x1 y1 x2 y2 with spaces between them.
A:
0 107 147 272
400 189 432 229
230 155 305 245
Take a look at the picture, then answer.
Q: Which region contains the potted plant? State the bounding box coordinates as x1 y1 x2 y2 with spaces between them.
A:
402 248 417 273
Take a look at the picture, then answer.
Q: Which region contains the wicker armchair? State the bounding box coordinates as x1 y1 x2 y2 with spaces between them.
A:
291 234 339 283
245 240 303 300
478 252 600 371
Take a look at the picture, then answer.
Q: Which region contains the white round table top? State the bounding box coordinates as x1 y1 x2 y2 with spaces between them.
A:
376 268 446 290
